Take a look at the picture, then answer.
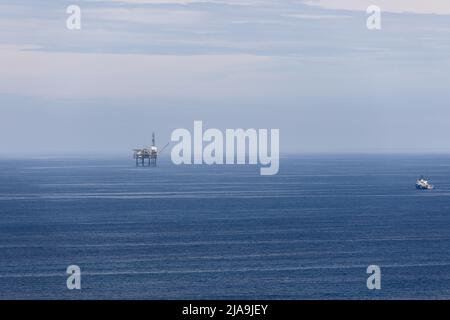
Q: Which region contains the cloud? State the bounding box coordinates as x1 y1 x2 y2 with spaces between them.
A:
304 0 450 15
91 0 202 3
0 45 275 100
88 7 208 25
83 0 270 6
281 13 351 20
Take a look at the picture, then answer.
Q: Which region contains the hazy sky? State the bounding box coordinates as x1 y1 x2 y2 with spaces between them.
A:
1 0 450 154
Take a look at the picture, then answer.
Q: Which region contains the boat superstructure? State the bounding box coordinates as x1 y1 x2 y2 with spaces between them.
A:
416 177 434 190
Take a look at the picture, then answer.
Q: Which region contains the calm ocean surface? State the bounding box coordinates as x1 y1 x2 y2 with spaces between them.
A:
0 155 449 299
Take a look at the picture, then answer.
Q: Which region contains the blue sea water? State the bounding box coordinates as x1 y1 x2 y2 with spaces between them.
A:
0 155 449 299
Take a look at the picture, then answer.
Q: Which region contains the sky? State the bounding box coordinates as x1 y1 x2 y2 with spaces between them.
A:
1 0 450 155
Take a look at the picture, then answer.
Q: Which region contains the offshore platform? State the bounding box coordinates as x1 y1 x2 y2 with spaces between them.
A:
133 132 169 167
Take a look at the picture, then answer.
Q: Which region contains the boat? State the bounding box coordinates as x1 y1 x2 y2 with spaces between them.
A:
416 176 434 190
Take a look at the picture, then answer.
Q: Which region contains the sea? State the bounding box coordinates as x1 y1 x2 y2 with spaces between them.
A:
0 155 449 299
